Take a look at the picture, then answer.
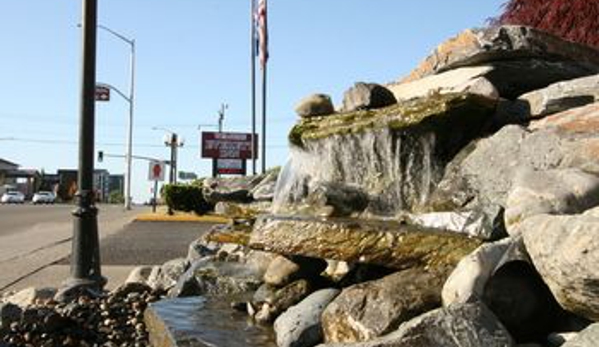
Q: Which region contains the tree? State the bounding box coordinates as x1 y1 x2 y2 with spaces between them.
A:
494 0 599 49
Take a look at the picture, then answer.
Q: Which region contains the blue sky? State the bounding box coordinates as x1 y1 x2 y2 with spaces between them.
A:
0 0 505 202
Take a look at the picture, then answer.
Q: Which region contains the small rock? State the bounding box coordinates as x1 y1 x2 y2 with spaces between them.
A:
125 266 154 285
274 288 340 347
561 323 599 347
0 303 22 330
295 94 335 118
341 82 396 112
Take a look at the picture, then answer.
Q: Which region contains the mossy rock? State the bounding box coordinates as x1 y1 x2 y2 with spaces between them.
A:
289 92 497 148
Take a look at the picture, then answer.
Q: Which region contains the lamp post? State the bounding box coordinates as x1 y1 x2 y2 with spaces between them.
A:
59 0 105 298
97 24 135 210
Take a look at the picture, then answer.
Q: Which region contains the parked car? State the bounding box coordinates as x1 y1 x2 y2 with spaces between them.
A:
1 191 25 204
32 191 56 204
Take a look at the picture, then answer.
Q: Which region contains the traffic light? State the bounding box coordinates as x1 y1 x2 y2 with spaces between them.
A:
98 151 103 162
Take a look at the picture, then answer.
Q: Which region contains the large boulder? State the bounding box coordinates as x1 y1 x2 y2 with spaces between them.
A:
252 280 313 323
517 206 599 321
562 323 599 347
388 66 499 102
147 258 190 292
249 215 481 270
264 255 327 288
274 288 340 347
401 26 599 98
517 74 599 120
432 103 599 221
505 167 599 231
341 82 396 112
321 267 446 343
317 302 514 347
284 92 497 216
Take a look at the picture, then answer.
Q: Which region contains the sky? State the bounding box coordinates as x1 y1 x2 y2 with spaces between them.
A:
0 0 506 203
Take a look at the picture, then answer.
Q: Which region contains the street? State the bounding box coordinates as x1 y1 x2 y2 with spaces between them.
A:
0 204 144 292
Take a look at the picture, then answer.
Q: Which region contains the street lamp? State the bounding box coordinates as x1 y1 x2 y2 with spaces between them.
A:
97 24 135 210
152 127 185 184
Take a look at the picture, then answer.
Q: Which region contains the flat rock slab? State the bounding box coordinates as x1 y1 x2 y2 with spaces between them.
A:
401 26 599 98
249 216 481 270
145 296 276 347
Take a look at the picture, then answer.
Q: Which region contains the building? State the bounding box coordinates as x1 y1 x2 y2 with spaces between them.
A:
0 158 40 198
54 169 124 203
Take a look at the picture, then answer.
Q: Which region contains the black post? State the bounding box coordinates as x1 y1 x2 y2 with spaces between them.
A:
261 62 267 174
152 180 158 213
64 0 105 294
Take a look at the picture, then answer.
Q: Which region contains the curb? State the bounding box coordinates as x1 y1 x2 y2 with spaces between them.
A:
134 213 230 224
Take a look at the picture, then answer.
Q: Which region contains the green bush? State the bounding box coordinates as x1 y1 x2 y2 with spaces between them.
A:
162 183 213 215
108 190 125 204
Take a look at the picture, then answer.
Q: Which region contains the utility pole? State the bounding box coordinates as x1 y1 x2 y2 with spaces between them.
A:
58 0 105 299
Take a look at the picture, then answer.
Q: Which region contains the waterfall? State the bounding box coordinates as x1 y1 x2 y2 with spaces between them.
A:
272 127 441 216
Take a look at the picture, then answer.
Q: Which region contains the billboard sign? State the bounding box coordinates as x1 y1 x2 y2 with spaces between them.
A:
201 132 258 159
216 159 246 175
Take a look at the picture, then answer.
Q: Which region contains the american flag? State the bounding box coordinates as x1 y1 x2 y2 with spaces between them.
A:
255 0 268 69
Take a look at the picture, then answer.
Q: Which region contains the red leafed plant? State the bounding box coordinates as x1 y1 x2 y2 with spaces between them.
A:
493 0 599 49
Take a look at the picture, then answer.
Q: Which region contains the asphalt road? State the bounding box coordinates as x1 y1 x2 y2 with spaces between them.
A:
60 221 215 266
0 204 145 291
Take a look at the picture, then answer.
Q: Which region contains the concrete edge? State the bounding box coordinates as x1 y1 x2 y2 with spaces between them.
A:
134 213 230 224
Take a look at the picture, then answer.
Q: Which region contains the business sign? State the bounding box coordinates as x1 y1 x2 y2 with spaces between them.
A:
216 159 246 175
201 132 258 159
148 161 165 181
95 85 110 101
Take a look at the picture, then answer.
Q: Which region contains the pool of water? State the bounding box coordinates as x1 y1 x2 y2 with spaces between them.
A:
149 295 276 347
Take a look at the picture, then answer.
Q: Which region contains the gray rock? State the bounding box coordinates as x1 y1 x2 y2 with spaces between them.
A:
4 287 57 307
170 257 262 298
317 302 514 347
274 288 340 347
322 267 446 343
295 94 335 118
341 82 396 112
562 324 599 347
548 332 579 347
518 74 599 120
407 207 504 240
388 66 499 102
264 255 326 288
307 182 370 217
518 206 599 321
148 258 190 292
253 280 312 323
0 303 21 330
125 265 154 285
401 25 599 98
505 167 599 232
186 236 219 263
443 237 528 306
203 174 272 204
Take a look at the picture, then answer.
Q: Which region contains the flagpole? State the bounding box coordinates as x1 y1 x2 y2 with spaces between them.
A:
261 60 267 174
250 0 257 175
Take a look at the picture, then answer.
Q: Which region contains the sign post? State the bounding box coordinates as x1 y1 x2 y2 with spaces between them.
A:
148 161 165 212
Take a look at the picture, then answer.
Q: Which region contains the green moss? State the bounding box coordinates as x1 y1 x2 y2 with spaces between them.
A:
288 92 497 148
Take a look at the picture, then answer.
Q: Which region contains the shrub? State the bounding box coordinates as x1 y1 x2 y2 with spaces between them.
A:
108 190 125 204
493 0 599 49
162 183 213 215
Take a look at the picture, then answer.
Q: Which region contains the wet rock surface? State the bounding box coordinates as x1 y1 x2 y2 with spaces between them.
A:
250 215 482 270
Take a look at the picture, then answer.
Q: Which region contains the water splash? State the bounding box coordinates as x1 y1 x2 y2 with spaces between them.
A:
272 127 441 216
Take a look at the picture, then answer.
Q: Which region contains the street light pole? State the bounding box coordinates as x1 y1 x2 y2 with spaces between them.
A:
97 24 135 211
60 0 105 297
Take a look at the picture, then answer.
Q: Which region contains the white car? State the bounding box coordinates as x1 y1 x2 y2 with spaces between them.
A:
32 191 56 204
1 191 25 204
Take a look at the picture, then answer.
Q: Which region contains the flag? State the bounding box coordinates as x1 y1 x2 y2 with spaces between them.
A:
255 0 268 69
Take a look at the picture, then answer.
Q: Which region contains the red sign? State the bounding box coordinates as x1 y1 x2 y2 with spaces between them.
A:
148 161 165 181
201 132 258 159
95 85 110 101
216 159 246 175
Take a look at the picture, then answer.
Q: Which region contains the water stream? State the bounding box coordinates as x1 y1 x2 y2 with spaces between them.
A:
273 128 440 216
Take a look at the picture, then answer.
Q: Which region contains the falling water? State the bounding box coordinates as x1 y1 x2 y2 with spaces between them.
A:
272 127 441 216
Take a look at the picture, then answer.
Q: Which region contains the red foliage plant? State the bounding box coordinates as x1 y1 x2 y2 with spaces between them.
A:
493 0 599 49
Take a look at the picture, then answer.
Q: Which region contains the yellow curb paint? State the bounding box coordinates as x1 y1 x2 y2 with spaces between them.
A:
134 213 230 224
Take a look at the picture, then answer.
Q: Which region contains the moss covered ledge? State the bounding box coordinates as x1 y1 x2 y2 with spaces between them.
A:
289 92 498 148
